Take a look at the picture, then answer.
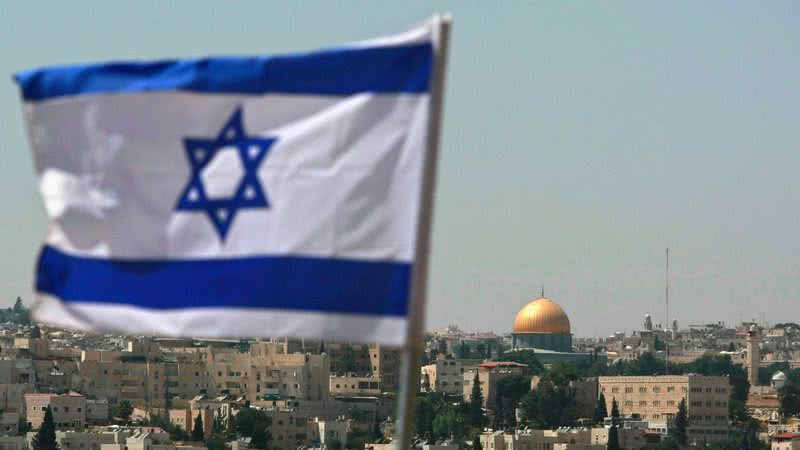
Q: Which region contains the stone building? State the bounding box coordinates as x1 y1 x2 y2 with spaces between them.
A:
420 356 463 395
369 345 400 392
24 392 86 429
598 375 731 442
746 325 761 387
262 409 320 450
329 375 381 397
77 340 330 407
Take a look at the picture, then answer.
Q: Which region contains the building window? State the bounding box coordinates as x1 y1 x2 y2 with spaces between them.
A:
639 387 647 393
667 386 675 392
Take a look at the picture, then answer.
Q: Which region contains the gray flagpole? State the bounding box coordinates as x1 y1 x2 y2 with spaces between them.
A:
395 13 452 450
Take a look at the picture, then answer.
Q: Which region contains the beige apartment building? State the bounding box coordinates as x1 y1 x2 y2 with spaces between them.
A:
369 345 400 392
329 375 381 397
421 356 464 395
24 392 87 429
77 340 330 408
86 399 110 424
325 343 372 375
26 430 119 450
482 427 659 450
598 375 731 442
77 348 166 407
263 409 320 450
202 342 330 400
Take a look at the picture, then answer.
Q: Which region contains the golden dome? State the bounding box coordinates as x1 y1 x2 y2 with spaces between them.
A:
513 297 571 334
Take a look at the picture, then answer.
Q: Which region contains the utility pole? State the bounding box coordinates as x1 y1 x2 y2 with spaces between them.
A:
665 248 669 375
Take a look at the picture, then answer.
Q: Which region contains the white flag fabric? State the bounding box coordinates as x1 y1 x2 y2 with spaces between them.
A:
15 20 438 345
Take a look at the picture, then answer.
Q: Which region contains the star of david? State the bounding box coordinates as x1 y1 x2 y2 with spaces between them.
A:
175 107 276 241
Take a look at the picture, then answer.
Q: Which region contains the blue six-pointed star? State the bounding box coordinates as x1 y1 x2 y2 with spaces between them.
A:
175 107 276 241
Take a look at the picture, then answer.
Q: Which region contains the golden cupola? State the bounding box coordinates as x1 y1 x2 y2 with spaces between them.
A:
512 297 571 334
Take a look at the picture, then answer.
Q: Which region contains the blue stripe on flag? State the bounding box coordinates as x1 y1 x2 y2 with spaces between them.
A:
15 43 432 101
36 245 411 316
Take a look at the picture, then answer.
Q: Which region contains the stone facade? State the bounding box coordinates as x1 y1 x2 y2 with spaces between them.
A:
329 375 381 397
24 393 87 429
598 375 731 442
421 357 464 395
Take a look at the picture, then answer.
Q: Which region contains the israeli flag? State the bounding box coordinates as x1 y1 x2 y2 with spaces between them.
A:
15 20 444 345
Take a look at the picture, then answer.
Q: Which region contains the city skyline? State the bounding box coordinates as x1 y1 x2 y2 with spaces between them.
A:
1 2 799 338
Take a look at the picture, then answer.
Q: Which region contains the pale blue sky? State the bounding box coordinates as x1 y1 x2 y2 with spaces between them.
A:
1 2 798 337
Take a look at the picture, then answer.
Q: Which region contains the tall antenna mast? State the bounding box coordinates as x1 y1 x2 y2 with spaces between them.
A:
665 248 669 375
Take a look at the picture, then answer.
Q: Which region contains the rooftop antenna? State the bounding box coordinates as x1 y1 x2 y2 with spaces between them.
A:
665 248 669 375
541 285 545 298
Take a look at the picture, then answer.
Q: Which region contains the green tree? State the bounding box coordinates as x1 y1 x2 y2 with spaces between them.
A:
658 436 680 450
521 377 576 428
114 400 133 422
205 435 230 450
593 392 608 424
212 414 226 435
192 413 205 441
727 342 736 352
495 374 531 427
345 429 372 450
673 398 689 446
471 433 482 450
780 383 800 418
233 408 272 450
610 398 620 425
432 409 466 439
32 407 59 450
170 426 191 442
469 372 484 427
732 419 769 450
606 425 620 450
415 396 435 437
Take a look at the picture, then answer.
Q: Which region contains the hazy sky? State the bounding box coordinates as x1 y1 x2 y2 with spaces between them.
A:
1 2 798 338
